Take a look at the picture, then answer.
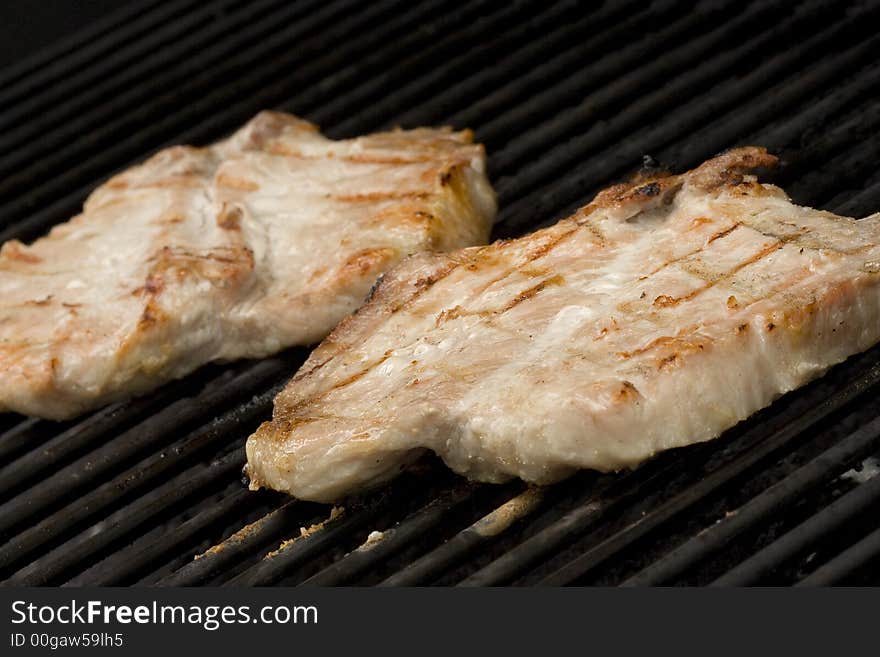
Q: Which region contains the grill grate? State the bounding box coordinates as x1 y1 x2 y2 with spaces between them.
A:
1 0 880 587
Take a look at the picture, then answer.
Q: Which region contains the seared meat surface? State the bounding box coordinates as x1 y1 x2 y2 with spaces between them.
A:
0 111 495 419
247 147 880 502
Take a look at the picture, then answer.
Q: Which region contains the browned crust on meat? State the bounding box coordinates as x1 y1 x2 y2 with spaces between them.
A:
591 177 683 210
689 147 778 189
613 381 642 404
215 173 260 191
216 203 244 230
1 240 42 263
121 245 256 360
336 247 398 286
588 147 778 212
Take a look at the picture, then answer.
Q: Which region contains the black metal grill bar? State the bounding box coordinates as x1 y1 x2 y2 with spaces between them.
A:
0 414 22 433
0 357 293 544
0 0 186 109
280 0 531 134
497 4 877 234
620 415 880 586
314 0 593 135
470 0 724 156
770 101 880 186
552 3 869 191
486 0 759 176
489 0 822 211
380 487 546 587
0 376 201 500
796 525 880 586
319 0 701 148
4 448 246 586
0 0 246 140
532 375 880 586
156 500 317 586
454 454 703 586
506 10 875 227
65 487 265 587
0 0 366 216
742 66 880 161
461 472 690 586
0 0 162 93
0 369 287 584
0 418 62 465
460 357 880 586
786 113 880 208
837 179 880 218
712 471 880 586
389 0 649 130
0 0 295 158
301 484 479 586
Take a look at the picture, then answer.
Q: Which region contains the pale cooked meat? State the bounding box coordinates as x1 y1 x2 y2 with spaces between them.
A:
246 147 880 503
0 111 496 420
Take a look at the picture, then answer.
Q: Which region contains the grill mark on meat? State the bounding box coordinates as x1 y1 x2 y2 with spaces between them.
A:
389 261 461 314
625 249 816 364
292 355 335 383
266 142 465 165
21 296 54 306
708 222 742 243
335 248 398 284
737 218 873 257
334 191 431 202
638 223 740 280
291 349 397 410
111 175 206 190
524 224 582 261
215 173 260 191
496 275 566 313
652 240 783 309
616 330 702 359
326 350 394 392
429 226 588 320
308 258 464 370
434 274 565 325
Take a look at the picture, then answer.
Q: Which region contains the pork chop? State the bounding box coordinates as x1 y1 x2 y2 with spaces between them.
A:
0 111 496 419
246 147 880 502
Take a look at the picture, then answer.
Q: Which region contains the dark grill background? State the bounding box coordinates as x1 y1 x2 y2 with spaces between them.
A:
1 0 880 586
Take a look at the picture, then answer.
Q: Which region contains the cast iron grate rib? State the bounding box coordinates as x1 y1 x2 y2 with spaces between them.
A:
1 0 880 587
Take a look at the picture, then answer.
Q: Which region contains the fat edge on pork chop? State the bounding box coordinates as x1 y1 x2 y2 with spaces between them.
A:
0 111 496 420
246 147 880 503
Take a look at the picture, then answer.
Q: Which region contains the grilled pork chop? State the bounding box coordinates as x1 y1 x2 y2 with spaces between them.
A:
246 147 880 502
0 111 496 420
